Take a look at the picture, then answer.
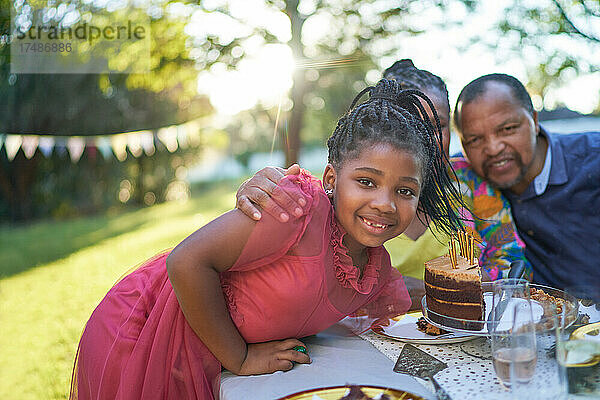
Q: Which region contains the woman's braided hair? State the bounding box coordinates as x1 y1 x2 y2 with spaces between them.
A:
326 78 466 236
383 59 449 111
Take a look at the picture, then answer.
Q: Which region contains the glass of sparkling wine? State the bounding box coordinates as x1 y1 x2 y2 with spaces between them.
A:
492 302 538 386
557 285 600 397
490 279 537 387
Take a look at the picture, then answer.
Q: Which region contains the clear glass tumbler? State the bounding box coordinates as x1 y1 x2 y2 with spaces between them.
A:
490 278 535 387
557 285 600 398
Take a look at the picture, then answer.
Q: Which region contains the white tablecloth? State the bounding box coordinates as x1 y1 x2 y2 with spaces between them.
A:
220 323 434 400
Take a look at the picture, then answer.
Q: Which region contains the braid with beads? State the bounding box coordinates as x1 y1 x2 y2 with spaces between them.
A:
327 78 468 236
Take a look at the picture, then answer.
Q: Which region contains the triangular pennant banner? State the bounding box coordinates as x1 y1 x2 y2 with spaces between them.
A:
126 132 143 158
111 134 128 161
5 134 22 161
38 136 55 157
177 125 188 149
54 137 68 157
185 120 202 146
157 126 178 152
21 135 39 159
140 131 155 156
67 137 85 163
95 136 113 160
85 138 98 161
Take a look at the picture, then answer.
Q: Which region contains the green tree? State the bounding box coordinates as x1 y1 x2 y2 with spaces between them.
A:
0 0 211 221
478 0 600 110
194 0 459 165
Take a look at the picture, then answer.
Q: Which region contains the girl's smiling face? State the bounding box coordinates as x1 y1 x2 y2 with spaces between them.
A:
323 142 422 254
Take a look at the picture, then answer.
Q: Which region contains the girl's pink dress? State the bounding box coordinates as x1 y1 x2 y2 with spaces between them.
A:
72 171 411 400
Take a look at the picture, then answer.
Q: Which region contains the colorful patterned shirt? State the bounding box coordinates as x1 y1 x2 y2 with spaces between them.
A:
451 155 532 281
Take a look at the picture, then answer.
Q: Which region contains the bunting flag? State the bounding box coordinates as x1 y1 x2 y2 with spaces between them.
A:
184 120 202 147
67 137 86 163
0 117 207 163
22 135 40 159
5 135 22 161
140 131 155 156
157 126 179 153
55 137 68 157
111 134 128 161
177 125 188 149
38 136 55 157
95 136 113 160
126 132 143 158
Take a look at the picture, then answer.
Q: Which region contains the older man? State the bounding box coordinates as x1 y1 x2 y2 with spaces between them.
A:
453 74 600 289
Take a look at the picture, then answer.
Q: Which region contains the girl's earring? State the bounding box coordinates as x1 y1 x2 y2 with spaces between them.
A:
325 188 333 197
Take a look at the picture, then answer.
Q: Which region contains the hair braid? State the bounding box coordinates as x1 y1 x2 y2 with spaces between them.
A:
383 59 450 111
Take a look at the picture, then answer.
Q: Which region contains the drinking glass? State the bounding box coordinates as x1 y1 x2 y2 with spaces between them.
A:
490 278 531 312
490 278 535 387
512 303 567 399
557 285 600 398
490 300 537 387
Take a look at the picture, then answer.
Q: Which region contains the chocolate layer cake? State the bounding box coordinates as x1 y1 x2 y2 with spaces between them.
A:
424 254 484 330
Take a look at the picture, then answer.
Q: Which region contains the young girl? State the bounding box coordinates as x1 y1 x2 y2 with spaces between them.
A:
70 79 465 400
236 59 532 284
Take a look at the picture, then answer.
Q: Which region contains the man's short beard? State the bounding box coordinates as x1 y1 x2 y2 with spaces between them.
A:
483 153 528 190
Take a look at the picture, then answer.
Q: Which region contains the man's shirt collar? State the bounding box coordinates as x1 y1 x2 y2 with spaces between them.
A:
534 134 552 195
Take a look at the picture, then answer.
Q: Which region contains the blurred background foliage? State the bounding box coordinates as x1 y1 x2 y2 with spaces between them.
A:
0 0 598 223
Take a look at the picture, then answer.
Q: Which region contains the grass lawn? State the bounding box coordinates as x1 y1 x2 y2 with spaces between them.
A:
0 177 423 400
0 181 240 400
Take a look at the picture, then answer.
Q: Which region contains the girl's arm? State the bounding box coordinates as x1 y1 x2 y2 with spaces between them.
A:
166 209 310 375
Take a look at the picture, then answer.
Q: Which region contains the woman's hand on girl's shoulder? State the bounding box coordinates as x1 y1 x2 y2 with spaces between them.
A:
236 164 307 223
237 338 311 375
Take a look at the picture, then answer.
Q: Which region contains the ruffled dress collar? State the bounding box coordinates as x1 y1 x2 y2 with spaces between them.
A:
330 214 383 295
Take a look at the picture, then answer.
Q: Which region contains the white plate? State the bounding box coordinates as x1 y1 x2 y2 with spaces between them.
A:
371 312 477 344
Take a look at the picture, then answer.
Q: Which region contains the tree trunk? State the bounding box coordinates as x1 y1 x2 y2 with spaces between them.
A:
285 0 306 167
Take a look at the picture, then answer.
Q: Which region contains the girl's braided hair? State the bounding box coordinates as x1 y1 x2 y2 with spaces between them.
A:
326 78 467 236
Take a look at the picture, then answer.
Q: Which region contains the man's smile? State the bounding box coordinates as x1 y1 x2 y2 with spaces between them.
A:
483 154 519 176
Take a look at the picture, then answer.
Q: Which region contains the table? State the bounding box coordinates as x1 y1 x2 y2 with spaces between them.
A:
220 323 434 400
361 327 594 400
220 286 600 399
221 315 596 400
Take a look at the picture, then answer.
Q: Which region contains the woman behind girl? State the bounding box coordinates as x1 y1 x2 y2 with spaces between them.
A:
71 79 466 400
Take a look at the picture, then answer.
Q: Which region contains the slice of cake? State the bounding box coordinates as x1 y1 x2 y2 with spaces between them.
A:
424 253 485 330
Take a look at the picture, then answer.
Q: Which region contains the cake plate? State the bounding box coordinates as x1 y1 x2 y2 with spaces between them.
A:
422 283 580 359
421 283 580 337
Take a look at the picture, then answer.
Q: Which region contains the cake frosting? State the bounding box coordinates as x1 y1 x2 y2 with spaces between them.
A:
424 253 484 330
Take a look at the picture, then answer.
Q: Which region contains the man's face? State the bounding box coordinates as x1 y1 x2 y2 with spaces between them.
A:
456 82 539 191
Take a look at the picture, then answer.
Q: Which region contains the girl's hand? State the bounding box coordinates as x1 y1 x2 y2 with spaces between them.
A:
237 339 311 375
236 164 306 223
